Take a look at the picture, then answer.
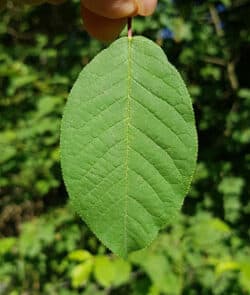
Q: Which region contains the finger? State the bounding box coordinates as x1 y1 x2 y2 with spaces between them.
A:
83 0 138 19
136 0 158 16
81 6 127 42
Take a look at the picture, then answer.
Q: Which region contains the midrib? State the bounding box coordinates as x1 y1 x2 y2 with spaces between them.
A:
124 37 132 255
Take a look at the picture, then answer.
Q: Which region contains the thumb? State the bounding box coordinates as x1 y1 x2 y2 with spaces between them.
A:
136 0 158 16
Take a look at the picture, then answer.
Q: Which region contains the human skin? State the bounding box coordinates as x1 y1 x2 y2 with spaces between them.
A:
80 0 158 41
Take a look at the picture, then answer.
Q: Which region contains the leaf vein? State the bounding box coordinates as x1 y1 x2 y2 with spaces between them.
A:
129 167 165 206
131 95 187 148
132 77 189 126
130 124 183 178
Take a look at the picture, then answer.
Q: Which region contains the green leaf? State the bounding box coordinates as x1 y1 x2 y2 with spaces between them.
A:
61 36 197 257
68 250 92 262
240 260 250 291
148 285 160 295
130 252 182 294
83 284 106 295
0 237 16 256
93 256 115 288
112 257 131 286
215 260 239 275
93 256 131 287
71 260 93 288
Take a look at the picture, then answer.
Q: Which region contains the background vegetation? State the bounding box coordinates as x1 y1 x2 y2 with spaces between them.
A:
1 0 250 294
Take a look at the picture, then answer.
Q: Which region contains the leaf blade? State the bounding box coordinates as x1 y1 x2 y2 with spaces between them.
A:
61 36 197 257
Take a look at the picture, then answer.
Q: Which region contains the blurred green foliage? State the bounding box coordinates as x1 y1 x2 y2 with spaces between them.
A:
0 0 250 294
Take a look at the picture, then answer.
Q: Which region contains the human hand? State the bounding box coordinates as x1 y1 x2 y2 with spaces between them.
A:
81 0 158 42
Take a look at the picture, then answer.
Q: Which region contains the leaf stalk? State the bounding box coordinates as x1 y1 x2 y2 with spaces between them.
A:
128 17 132 39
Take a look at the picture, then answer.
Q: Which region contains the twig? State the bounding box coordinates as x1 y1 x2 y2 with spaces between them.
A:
209 4 224 37
203 56 226 66
227 61 239 90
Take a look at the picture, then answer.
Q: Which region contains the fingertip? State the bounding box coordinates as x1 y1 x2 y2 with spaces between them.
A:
83 0 137 19
81 6 127 42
